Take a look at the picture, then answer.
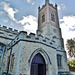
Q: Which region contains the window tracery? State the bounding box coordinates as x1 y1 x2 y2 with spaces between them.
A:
42 13 45 23
51 12 55 22
57 54 62 68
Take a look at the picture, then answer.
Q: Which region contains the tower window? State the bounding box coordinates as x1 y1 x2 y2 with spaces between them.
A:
51 12 55 22
57 54 62 68
42 13 45 23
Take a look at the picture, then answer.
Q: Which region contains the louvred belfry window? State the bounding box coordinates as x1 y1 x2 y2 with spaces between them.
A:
51 12 55 22
42 13 45 23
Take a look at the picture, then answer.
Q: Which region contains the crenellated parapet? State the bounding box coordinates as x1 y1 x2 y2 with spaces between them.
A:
0 25 19 45
0 25 18 34
39 3 57 11
7 31 64 51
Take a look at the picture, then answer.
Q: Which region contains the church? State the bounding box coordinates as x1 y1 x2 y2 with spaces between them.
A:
0 0 69 75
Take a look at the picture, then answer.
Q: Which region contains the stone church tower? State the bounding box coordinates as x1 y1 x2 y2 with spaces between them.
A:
37 0 63 47
0 0 69 75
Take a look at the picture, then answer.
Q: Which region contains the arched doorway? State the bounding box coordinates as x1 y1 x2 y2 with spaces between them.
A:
31 53 46 75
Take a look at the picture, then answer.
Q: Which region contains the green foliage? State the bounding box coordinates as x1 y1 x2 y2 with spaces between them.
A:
68 60 75 67
66 38 75 58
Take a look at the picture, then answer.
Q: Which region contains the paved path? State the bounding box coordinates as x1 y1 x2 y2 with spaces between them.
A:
70 71 75 75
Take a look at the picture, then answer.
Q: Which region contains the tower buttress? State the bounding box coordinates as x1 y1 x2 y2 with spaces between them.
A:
38 6 40 30
45 0 49 4
46 0 49 23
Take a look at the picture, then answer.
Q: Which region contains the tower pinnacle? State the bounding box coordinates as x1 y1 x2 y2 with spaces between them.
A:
45 0 49 4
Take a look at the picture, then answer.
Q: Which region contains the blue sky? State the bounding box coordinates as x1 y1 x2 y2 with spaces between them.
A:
0 0 75 50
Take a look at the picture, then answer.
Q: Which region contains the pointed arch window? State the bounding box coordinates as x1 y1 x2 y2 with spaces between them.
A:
42 13 45 23
57 54 62 68
7 54 14 71
0 43 5 59
51 12 55 22
10 54 14 70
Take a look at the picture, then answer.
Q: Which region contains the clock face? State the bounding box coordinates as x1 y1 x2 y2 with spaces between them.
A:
53 29 56 33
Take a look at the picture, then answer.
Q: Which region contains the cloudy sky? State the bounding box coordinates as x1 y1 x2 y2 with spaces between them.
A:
0 0 75 51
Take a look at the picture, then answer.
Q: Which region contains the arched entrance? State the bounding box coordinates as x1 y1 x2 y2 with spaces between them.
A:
31 53 46 75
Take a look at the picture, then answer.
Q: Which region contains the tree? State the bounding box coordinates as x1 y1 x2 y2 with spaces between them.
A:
66 38 75 58
68 60 75 67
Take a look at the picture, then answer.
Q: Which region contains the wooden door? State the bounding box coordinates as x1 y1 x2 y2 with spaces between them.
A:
38 64 46 75
31 53 46 75
31 64 38 75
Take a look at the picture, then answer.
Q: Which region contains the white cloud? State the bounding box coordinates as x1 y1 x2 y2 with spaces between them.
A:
0 11 3 15
3 19 8 23
58 4 66 10
19 15 37 34
1 2 37 33
60 16 75 58
10 22 14 26
60 16 75 45
27 0 31 3
32 1 35 5
5 0 10 1
2 2 18 21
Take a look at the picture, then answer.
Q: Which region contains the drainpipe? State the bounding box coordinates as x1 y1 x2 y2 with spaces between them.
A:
6 47 12 75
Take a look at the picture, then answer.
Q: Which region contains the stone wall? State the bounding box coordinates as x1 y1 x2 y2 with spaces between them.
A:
0 25 18 45
2 31 69 75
